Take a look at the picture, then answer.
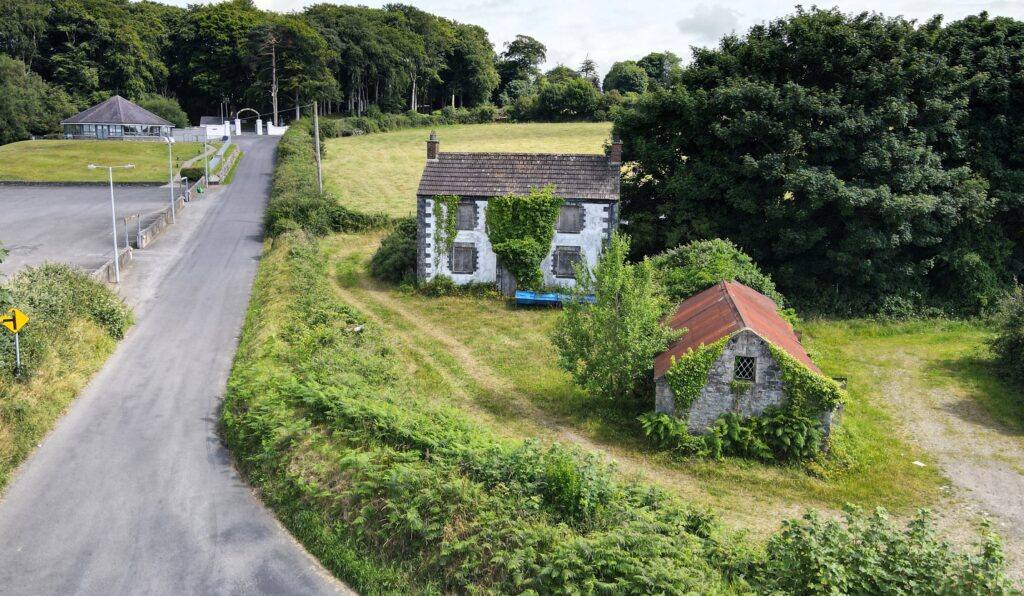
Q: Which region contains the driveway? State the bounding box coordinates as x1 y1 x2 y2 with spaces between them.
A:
0 137 345 594
0 184 174 275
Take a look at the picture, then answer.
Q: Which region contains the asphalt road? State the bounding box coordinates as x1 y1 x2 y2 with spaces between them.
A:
0 136 343 595
0 184 175 275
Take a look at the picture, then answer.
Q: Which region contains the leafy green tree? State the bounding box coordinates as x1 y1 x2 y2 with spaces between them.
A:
603 60 648 94
552 233 679 403
137 93 189 128
0 54 74 144
543 64 579 84
637 51 681 88
534 77 599 121
441 23 499 107
615 8 1006 315
578 56 600 89
0 0 49 72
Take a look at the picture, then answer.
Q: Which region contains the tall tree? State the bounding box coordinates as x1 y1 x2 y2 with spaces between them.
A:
603 60 649 94
637 51 682 89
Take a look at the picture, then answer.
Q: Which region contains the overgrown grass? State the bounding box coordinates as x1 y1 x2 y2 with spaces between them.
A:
224 232 756 593
323 122 611 218
0 264 133 489
0 140 203 183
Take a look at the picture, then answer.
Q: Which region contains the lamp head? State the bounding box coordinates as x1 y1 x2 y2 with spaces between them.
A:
87 164 98 170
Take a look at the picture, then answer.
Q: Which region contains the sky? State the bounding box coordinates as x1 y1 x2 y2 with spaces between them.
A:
162 0 1024 76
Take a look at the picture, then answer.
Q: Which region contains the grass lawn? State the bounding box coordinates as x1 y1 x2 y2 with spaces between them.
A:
322 122 612 218
0 140 204 183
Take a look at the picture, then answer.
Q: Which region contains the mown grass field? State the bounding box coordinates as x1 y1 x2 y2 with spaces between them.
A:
315 122 1024 536
0 140 204 183
322 122 611 218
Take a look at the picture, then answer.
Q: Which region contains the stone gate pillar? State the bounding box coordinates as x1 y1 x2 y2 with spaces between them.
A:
255 119 263 135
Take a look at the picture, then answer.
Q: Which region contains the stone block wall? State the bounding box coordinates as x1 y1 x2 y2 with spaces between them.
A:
654 329 787 434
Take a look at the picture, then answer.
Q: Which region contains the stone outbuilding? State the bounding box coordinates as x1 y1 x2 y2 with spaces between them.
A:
415 132 621 293
654 280 838 435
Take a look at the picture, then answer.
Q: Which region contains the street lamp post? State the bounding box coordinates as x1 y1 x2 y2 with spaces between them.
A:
88 163 135 283
164 136 176 223
203 141 210 186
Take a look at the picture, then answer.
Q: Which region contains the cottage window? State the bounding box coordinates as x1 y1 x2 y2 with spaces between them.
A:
734 356 756 382
450 242 477 274
556 205 585 233
456 201 477 230
553 246 582 278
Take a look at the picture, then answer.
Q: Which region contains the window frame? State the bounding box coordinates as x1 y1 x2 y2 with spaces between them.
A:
450 242 477 275
455 200 478 231
556 204 585 234
734 356 757 382
552 245 583 279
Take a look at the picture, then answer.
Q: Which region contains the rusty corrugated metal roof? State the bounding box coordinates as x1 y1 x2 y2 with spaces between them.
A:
653 280 820 378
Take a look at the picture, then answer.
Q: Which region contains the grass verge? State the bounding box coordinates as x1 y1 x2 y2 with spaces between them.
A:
0 140 203 183
221 149 243 185
0 264 132 489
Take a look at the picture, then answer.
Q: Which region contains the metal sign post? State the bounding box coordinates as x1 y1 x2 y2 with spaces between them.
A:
1 308 29 374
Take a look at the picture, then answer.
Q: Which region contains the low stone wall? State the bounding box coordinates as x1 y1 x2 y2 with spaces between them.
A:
212 147 240 185
135 196 186 249
92 246 133 283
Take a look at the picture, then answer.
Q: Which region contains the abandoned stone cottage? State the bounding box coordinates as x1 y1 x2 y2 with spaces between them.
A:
415 132 621 292
654 280 840 435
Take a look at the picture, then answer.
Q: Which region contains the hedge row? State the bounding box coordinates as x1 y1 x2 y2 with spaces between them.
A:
265 119 388 237
318 104 498 139
223 232 1016 594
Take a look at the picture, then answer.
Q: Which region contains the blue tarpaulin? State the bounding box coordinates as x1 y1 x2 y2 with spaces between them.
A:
514 290 596 307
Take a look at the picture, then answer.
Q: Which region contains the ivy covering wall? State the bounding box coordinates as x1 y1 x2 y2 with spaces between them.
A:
431 195 460 269
485 186 563 290
649 332 847 462
663 338 728 411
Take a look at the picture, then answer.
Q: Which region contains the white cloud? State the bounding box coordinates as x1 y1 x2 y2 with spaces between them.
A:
676 4 742 43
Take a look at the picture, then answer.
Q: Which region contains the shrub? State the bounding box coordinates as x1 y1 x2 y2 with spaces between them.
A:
553 232 680 403
651 238 787 307
369 218 417 284
757 506 1016 594
179 166 205 182
990 283 1024 387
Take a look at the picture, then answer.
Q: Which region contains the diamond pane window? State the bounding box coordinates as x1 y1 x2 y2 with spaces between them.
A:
734 356 756 382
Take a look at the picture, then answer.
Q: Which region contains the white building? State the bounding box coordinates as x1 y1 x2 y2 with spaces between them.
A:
415 132 622 293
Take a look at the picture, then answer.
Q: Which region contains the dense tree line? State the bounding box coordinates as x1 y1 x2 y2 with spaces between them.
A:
615 8 1024 316
0 0 503 130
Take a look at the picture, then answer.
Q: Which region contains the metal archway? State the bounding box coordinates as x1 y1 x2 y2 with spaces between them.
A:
236 107 260 120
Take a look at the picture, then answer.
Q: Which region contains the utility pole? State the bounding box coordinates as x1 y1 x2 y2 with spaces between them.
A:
269 35 279 126
313 100 323 194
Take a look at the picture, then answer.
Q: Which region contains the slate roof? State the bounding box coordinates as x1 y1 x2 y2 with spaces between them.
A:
417 152 620 201
200 116 222 126
653 281 820 379
61 95 174 127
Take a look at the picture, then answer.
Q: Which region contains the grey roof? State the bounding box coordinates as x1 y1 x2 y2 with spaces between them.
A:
200 116 222 126
61 95 174 127
417 152 620 201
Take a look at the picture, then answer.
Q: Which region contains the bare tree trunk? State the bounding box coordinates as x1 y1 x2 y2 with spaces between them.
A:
294 90 300 120
270 41 279 126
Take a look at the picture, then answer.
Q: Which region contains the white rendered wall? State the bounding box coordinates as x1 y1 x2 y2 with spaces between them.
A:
423 198 609 288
